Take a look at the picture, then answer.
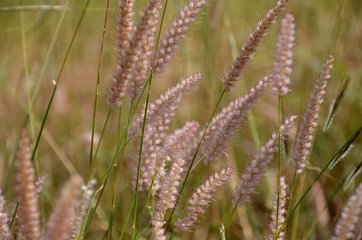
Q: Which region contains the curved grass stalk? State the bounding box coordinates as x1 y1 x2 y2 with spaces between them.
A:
89 0 110 171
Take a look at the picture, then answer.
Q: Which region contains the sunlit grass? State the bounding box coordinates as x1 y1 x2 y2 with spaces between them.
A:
0 0 361 239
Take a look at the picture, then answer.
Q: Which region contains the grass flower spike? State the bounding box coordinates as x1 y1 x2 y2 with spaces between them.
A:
174 167 233 232
132 74 201 191
233 116 296 207
15 129 42 240
267 176 289 240
153 0 207 75
222 0 289 91
0 190 12 240
69 179 97 240
200 76 271 164
272 13 295 96
164 121 200 162
115 0 135 68
107 0 163 106
45 175 83 240
129 73 201 138
152 158 185 240
332 184 362 240
292 55 334 173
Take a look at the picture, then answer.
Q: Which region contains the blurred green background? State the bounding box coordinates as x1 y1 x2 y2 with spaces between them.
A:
0 0 361 239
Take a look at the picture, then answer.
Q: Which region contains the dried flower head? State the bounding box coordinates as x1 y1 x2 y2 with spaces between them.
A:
153 0 207 75
129 73 201 138
222 0 289 91
267 176 289 240
69 179 97 240
233 116 296 207
115 0 135 68
332 184 362 240
15 129 42 240
164 121 200 162
127 0 164 101
107 0 163 107
152 159 185 240
45 175 83 240
132 74 201 191
272 13 295 96
200 76 271 164
174 167 233 232
292 55 334 173
0 190 12 240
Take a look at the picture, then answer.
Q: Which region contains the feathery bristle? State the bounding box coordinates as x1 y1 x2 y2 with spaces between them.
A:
0 190 12 240
292 55 334 173
164 121 200 162
200 76 271 164
107 0 163 107
332 184 362 240
233 116 296 207
35 176 46 194
132 73 201 191
152 158 185 240
69 179 97 240
129 73 201 138
45 175 83 240
267 176 289 240
115 0 135 67
222 0 289 91
272 12 295 96
153 0 207 75
15 129 42 240
127 0 164 101
174 167 233 232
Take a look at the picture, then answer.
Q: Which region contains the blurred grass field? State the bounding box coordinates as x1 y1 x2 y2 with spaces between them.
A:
0 0 361 239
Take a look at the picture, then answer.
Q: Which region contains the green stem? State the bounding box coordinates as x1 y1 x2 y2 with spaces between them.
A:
31 0 90 160
89 0 110 171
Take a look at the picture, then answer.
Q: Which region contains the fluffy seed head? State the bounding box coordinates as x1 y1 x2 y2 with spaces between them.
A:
164 121 200 162
69 179 97 240
153 0 207 75
127 0 164 101
200 76 271 164
129 73 201 138
0 190 12 240
107 0 163 107
15 129 42 240
45 175 83 240
233 116 296 207
267 176 289 240
222 0 289 91
132 74 201 191
174 167 233 232
272 12 295 96
292 55 334 173
332 184 362 240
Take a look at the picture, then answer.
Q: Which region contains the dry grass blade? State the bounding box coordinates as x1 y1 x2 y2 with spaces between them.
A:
328 125 361 170
324 76 350 131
